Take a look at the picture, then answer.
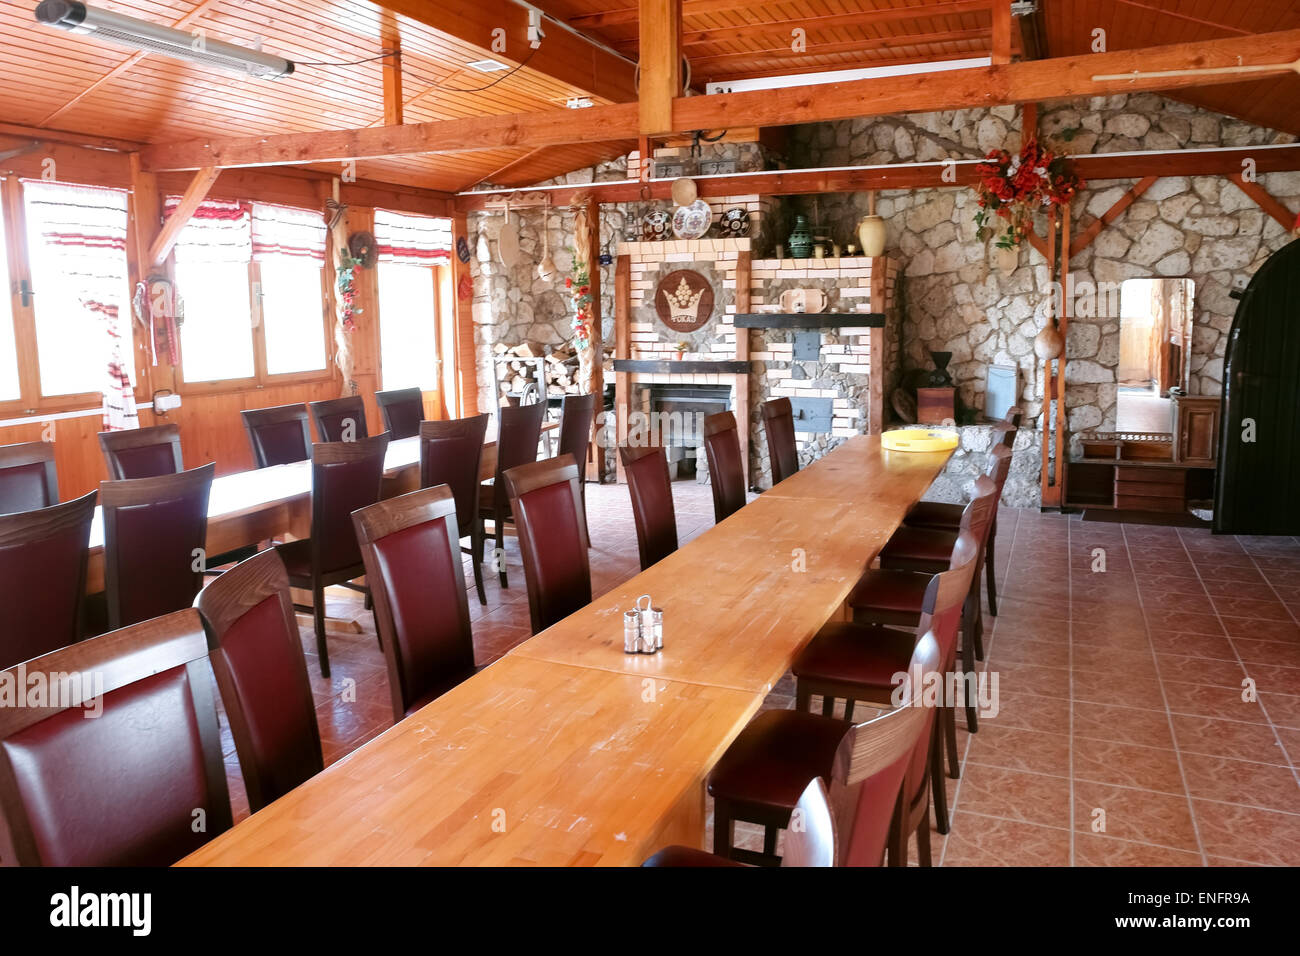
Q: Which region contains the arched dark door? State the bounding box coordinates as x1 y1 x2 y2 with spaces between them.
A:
1214 238 1300 534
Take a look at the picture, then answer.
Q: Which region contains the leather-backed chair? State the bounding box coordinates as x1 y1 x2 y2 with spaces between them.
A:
101 463 215 631
275 433 390 677
503 455 591 634
0 441 59 513
761 397 799 486
557 393 596 544
353 485 477 721
705 625 941 866
642 778 834 868
0 491 96 669
619 442 678 570
375 387 425 440
241 403 312 468
309 395 369 443
702 411 746 524
419 414 489 605
481 401 544 588
0 609 232 866
798 531 980 841
99 423 183 479
195 549 323 813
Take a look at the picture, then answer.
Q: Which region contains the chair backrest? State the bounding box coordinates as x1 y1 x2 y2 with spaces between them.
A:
101 463 215 630
0 609 231 866
241 403 312 468
195 549 323 813
0 441 59 513
308 433 390 575
353 485 476 721
557 392 597 472
503 455 592 634
702 411 746 523
827 628 940 867
375 387 425 440
0 491 96 670
1004 405 1023 428
992 421 1016 450
418 414 489 535
619 442 678 570
761 397 799 485
492 401 546 515
984 444 1013 506
960 473 1001 547
310 395 369 443
779 778 837 868
99 424 183 480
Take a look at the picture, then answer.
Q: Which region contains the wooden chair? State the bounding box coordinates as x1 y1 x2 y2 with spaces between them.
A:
502 455 592 634
642 778 834 867
241 403 312 468
0 609 232 866
619 442 678 570
557 392 597 544
309 395 369 443
274 433 390 677
702 410 747 524
798 531 980 841
481 401 544 588
0 490 96 670
195 549 323 813
375 387 425 440
98 423 183 479
101 463 215 631
0 441 59 513
704 625 941 866
353 485 478 722
419 414 489 605
761 397 799 486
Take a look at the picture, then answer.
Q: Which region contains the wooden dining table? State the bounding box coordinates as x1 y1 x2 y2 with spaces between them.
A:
83 423 556 594
177 434 952 866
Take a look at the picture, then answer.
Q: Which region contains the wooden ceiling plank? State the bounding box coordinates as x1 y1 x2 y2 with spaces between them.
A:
148 165 221 268
139 28 1300 170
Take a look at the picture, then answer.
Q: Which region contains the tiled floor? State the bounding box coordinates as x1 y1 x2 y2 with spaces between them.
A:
218 482 1300 866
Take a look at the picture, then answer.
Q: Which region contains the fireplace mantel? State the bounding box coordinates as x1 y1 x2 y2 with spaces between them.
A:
613 359 753 374
734 313 886 329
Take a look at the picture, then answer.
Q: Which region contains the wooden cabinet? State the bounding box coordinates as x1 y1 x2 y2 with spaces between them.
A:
1065 431 1215 522
1172 392 1221 467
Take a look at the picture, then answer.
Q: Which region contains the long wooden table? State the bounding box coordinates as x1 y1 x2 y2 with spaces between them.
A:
83 425 555 594
178 435 951 866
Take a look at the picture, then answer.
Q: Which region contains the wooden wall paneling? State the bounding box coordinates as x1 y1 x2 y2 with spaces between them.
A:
449 213 478 417
613 253 631 483
733 250 751 477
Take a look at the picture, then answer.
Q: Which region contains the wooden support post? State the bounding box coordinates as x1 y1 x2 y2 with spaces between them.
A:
638 0 682 135
638 135 653 182
1071 176 1158 255
1040 206 1057 508
1046 203 1072 509
584 197 605 482
868 257 888 435
1229 173 1298 231
734 250 752 476
449 213 478 416
148 166 220 268
991 0 1012 65
614 253 631 483
126 152 165 396
381 40 403 126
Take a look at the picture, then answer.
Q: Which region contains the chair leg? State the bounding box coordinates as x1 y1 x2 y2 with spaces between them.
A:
795 680 813 713
929 720 950 835
945 704 961 779
470 525 487 606
762 825 778 861
712 801 734 858
313 584 330 679
821 694 834 717
915 805 933 867
985 519 999 617
495 512 507 588
886 790 907 866
844 697 856 722
962 600 979 734
969 576 986 662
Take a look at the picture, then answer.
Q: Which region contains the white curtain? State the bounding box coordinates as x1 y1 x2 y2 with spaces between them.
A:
251 202 326 263
374 209 452 265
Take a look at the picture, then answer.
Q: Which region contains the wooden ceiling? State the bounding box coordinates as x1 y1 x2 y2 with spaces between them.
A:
1 1 1299 196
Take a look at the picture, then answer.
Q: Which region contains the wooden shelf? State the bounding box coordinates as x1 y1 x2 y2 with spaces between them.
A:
613 360 753 374
734 313 886 329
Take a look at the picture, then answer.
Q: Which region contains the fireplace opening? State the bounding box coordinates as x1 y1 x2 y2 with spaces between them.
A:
635 383 732 481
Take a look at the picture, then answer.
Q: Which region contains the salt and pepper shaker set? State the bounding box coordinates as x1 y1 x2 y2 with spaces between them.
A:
623 594 663 654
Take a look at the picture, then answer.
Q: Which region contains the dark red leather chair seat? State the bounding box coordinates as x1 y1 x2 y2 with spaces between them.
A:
273 538 313 578
846 568 929 616
706 709 849 813
903 500 963 530
879 526 959 572
642 846 745 867
792 622 917 695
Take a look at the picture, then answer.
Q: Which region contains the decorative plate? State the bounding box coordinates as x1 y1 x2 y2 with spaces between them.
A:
670 177 698 207
671 199 712 239
347 231 377 268
720 207 750 237
455 236 471 263
641 210 670 241
457 273 473 300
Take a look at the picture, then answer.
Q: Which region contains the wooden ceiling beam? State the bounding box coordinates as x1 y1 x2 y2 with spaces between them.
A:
370 0 636 104
138 29 1300 171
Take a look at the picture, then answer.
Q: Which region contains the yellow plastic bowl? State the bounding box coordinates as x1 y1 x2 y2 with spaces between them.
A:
881 428 959 453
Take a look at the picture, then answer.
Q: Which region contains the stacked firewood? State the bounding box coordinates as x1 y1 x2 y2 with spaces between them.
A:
492 342 613 398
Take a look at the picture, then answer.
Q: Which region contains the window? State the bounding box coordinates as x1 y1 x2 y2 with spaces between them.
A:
171 198 327 386
21 180 132 398
374 210 452 392
0 203 19 401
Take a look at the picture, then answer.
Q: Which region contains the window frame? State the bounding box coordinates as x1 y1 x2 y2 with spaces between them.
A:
0 176 147 419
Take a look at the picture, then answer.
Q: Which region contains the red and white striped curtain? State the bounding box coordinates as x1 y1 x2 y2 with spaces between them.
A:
22 180 136 430
251 202 326 263
167 197 252 264
374 209 452 265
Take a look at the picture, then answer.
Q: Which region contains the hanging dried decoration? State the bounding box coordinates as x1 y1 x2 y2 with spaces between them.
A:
326 187 361 395
975 138 1084 248
568 197 595 392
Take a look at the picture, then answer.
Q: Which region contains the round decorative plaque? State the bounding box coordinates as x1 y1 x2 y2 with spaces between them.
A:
654 269 714 333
